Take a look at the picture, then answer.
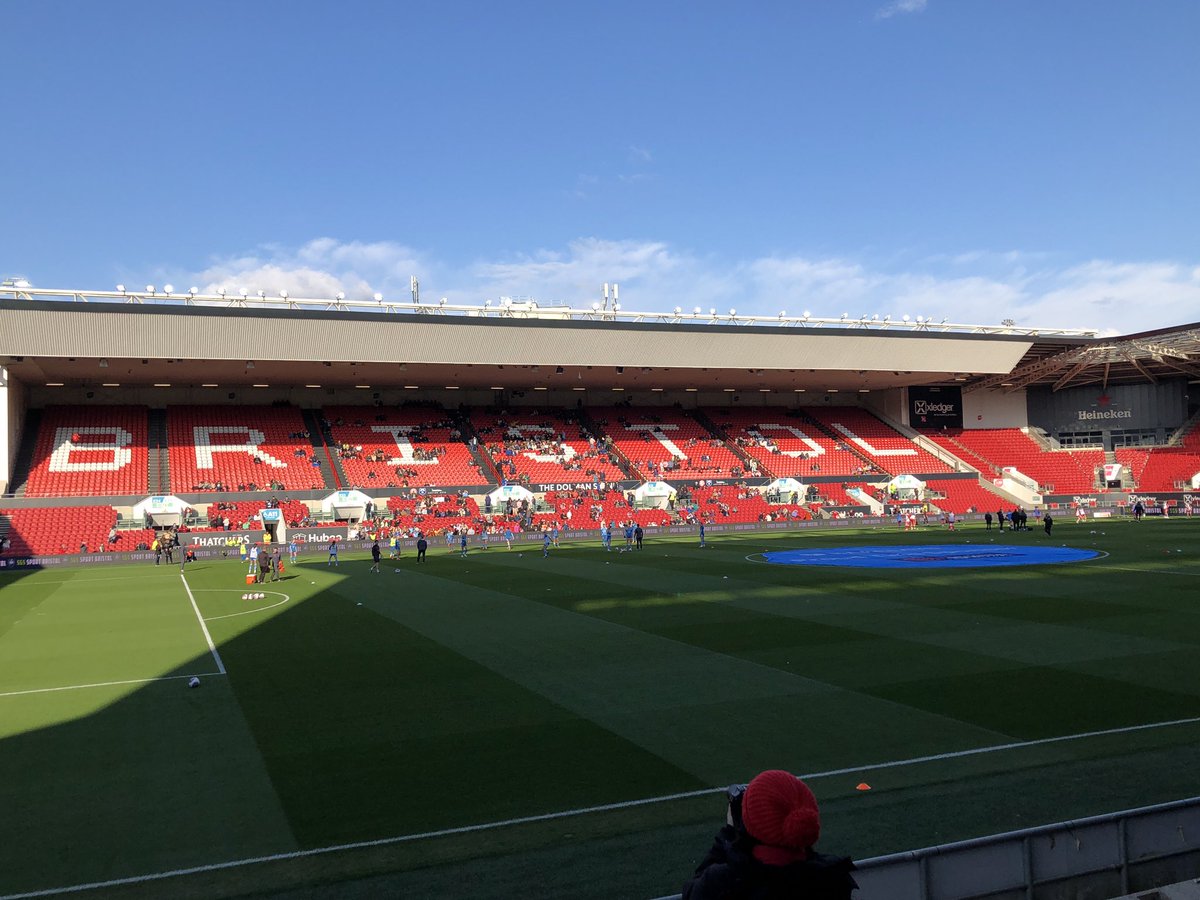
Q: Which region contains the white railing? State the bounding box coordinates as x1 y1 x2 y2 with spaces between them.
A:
0 286 1100 336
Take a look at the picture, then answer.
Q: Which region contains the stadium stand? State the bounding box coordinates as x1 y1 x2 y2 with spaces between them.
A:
920 428 1104 493
470 408 625 486
0 505 130 556
687 485 812 524
536 488 671 529
923 478 1007 514
322 406 489 489
811 481 876 509
384 493 513 535
803 407 954 475
201 499 311 531
588 407 744 480
167 406 325 493
707 408 874 478
23 406 149 497
1116 431 1200 490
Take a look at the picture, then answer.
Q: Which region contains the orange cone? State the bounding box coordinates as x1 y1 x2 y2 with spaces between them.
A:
856 783 871 791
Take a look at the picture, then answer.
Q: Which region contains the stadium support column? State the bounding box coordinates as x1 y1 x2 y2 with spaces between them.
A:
0 366 11 494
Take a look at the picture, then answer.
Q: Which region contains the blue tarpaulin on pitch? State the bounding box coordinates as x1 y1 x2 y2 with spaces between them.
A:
762 544 1100 569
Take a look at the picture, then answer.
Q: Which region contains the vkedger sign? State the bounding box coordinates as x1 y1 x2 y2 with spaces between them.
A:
909 386 963 428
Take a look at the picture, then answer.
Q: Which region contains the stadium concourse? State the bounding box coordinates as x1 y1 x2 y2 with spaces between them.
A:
0 289 1199 562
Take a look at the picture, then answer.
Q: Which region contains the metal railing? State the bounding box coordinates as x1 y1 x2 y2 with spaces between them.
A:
662 796 1200 900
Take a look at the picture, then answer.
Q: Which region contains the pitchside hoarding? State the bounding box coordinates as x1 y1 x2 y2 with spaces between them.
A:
909 386 963 429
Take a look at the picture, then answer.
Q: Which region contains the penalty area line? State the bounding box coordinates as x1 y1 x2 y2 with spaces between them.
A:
6 714 1200 900
180 572 226 675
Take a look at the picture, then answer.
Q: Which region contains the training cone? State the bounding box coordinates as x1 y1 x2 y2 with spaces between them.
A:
856 783 871 791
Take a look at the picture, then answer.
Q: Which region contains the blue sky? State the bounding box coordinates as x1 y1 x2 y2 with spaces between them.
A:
2 0 1198 334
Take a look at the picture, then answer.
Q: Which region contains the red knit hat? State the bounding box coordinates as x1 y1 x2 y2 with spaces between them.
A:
740 770 821 866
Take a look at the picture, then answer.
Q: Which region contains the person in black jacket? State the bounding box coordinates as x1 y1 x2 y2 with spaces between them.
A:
683 770 856 900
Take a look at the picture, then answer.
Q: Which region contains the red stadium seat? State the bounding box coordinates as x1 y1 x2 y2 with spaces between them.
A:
471 408 624 487
324 407 489 490
23 406 149 497
167 406 324 493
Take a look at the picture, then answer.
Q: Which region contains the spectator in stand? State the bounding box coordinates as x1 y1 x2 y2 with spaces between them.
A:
682 770 856 900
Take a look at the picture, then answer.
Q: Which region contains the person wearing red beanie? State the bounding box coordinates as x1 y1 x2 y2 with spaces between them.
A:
682 770 857 899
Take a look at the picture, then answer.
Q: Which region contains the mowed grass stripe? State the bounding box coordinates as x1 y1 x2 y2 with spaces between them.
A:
188 562 702 848
344 562 1013 786
0 649 296 895
0 566 223 695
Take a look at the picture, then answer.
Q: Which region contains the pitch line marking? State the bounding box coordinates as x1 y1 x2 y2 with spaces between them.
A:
0 672 225 699
6 713 1200 900
0 573 180 587
1095 564 1195 576
197 590 291 621
179 573 225 675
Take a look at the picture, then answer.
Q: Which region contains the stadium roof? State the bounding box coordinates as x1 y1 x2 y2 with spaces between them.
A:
1 289 1196 395
970 322 1200 392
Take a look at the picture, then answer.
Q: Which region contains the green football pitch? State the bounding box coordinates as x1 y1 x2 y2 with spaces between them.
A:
2 520 1200 899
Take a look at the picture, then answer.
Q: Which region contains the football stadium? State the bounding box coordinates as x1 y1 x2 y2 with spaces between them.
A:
1 286 1199 899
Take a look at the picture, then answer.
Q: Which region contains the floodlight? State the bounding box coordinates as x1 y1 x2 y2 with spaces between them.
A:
613 303 620 311
163 284 174 294
693 306 702 315
916 315 924 323
146 285 155 294
902 314 910 322
485 299 492 307
218 287 227 297
802 310 810 319
729 308 736 316
840 312 847 320
779 310 786 317
279 290 289 299
872 314 879 321
883 314 890 321
438 297 447 306
709 307 717 315
335 292 345 301
256 290 265 298
374 292 383 302
239 288 248 298
116 284 126 293
189 286 198 296
673 306 682 314
592 302 600 311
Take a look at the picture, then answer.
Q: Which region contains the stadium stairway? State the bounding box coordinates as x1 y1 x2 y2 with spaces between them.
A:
5 408 41 496
456 415 502 484
147 408 169 494
300 409 345 489
576 409 640 480
795 408 889 476
689 408 764 477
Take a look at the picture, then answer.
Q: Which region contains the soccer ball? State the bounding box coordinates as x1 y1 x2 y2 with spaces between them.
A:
394 568 400 573
241 593 249 601
188 676 200 688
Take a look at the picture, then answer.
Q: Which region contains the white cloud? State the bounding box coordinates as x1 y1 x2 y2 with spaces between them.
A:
876 0 928 19
171 237 1200 336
